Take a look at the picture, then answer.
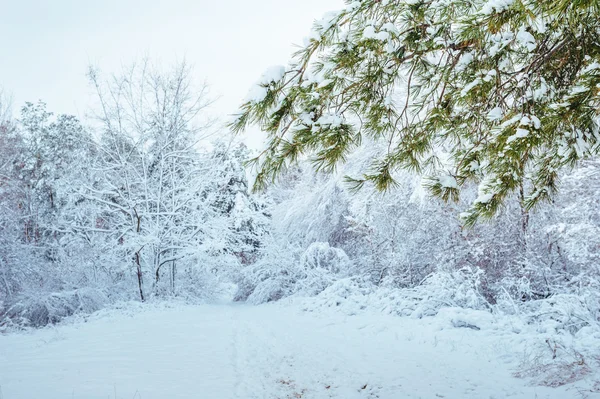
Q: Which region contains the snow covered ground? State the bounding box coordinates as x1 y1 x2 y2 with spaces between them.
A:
0 301 597 399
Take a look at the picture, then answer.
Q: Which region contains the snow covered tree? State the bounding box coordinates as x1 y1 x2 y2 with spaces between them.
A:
0 91 20 308
233 0 600 224
86 60 268 301
18 102 95 240
203 141 271 265
87 60 216 300
0 100 110 327
0 87 11 126
0 91 17 195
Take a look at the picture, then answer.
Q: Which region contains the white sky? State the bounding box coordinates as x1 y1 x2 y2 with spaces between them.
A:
1 0 343 145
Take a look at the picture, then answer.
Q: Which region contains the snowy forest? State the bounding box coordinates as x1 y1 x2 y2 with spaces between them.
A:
2 0 600 398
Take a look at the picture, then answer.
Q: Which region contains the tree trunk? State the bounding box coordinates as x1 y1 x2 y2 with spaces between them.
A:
519 182 530 248
171 260 176 293
135 251 145 302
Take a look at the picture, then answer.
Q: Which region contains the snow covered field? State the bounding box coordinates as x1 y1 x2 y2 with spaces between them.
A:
1 302 596 399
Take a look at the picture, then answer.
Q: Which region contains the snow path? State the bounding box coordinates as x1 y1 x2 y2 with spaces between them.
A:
0 303 585 398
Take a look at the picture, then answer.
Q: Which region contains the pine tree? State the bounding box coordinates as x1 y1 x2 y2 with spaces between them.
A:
232 0 600 224
204 142 271 265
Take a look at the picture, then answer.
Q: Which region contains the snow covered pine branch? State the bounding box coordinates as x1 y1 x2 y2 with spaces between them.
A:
232 0 600 225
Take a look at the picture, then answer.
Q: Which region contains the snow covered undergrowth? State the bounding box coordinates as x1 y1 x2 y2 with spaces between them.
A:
1 300 599 399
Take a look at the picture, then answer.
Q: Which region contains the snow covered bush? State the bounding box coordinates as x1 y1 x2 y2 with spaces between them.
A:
294 242 350 295
234 240 350 304
234 239 301 304
1 288 109 329
408 267 490 317
301 242 349 274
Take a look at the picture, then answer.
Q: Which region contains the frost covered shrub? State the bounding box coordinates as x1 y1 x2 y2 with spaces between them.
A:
409 267 490 316
234 240 350 304
293 242 350 296
515 342 593 389
233 240 300 304
516 278 600 335
514 295 600 388
299 277 377 314
151 265 220 303
2 288 109 328
154 256 237 303
300 242 349 274
508 277 600 388
367 267 491 318
299 268 490 319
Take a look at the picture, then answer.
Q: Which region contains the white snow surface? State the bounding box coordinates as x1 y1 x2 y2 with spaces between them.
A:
0 301 596 399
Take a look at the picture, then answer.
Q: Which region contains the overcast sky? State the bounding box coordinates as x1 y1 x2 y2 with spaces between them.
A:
1 0 342 143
